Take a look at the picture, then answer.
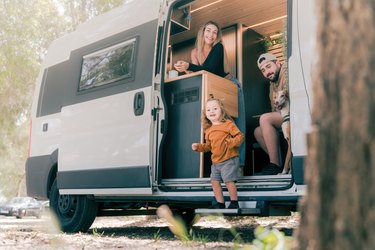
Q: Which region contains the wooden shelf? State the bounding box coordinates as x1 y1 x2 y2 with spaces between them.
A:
170 6 190 36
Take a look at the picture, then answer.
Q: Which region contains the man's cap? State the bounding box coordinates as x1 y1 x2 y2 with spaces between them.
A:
257 53 278 69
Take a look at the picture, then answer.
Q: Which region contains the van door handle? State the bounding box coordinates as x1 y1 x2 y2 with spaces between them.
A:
133 91 145 116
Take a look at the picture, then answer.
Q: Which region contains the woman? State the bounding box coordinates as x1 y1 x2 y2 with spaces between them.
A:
174 21 228 77
174 21 246 168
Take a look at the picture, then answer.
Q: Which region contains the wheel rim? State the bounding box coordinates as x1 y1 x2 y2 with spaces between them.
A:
58 194 78 219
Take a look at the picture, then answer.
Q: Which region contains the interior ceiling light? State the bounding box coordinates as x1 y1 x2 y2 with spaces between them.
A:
191 0 224 13
270 33 283 39
246 15 287 30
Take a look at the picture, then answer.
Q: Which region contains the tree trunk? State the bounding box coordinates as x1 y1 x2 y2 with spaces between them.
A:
294 0 375 249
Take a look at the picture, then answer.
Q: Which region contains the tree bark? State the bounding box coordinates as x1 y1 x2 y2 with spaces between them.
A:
294 0 375 249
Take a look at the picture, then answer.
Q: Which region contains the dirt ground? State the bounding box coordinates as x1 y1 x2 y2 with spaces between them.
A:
0 211 300 249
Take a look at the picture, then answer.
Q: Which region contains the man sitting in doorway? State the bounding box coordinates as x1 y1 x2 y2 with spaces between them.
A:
254 53 288 175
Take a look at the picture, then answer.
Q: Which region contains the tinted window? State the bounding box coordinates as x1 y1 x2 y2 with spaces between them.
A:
79 37 137 91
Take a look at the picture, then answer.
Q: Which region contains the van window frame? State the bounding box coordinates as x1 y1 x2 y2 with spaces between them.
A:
78 37 138 92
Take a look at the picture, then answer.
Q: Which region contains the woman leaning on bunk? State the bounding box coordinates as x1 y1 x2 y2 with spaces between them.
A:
174 20 246 168
174 20 227 77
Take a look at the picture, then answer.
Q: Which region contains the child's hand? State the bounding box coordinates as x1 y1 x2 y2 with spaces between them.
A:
192 143 198 151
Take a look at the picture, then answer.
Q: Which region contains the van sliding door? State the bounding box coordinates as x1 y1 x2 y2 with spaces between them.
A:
57 18 159 195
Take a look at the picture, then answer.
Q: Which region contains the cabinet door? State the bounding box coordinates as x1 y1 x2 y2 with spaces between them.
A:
203 73 238 117
162 76 202 179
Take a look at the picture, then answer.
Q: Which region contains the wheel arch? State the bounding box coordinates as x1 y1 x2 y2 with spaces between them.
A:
26 149 59 199
47 162 58 199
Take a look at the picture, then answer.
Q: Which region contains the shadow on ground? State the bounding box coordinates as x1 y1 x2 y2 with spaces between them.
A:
90 223 294 243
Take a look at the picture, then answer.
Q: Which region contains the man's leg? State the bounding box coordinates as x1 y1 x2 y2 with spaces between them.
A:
254 126 268 154
257 112 282 166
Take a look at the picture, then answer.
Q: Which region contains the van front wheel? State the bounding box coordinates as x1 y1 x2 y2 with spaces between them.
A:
50 179 97 233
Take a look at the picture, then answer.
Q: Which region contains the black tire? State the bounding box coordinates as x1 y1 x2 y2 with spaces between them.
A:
16 209 25 219
50 179 97 233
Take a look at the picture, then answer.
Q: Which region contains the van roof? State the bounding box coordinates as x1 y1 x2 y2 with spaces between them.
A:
43 0 160 68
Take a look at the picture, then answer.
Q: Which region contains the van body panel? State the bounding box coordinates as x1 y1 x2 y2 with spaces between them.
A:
289 0 316 156
59 87 152 171
37 20 158 117
30 18 159 158
291 156 305 185
68 181 304 200
60 188 153 195
62 189 302 199
29 113 61 157
28 5 160 196
57 165 151 189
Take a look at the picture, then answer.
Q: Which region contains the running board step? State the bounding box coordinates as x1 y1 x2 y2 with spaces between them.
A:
195 208 261 215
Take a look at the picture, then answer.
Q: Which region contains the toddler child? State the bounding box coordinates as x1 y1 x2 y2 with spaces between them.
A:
192 97 244 209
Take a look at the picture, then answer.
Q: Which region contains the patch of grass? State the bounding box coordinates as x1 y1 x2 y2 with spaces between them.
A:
189 228 208 245
153 229 161 242
92 228 104 237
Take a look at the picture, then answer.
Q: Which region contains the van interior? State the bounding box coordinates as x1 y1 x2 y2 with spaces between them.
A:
161 0 289 183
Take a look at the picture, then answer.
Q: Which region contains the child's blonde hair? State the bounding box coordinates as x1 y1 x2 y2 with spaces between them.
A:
201 95 233 129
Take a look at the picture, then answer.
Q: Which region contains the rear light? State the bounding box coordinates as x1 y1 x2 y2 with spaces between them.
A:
27 117 32 158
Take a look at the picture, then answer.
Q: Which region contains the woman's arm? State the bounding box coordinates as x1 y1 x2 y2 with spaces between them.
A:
173 49 199 73
188 43 225 74
174 43 227 77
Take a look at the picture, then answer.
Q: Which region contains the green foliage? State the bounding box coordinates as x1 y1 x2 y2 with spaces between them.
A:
153 229 161 241
260 35 285 52
92 227 105 237
0 0 126 197
260 21 288 56
189 228 208 245
57 0 127 31
250 225 290 250
0 0 65 197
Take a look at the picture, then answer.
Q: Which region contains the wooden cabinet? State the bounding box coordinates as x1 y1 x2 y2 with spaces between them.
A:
170 5 191 36
166 70 238 116
163 71 238 179
201 72 238 117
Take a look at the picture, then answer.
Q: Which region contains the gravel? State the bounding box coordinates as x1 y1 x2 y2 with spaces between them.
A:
0 211 299 249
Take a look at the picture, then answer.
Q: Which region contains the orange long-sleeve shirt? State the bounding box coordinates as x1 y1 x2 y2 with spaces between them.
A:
195 120 244 164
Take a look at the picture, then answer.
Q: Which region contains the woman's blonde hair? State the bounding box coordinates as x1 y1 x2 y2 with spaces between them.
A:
195 21 230 73
201 95 233 130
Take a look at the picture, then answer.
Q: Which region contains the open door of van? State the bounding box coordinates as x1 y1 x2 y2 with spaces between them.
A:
55 1 161 195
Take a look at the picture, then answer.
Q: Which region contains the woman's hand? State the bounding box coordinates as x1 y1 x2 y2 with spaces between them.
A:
174 60 189 72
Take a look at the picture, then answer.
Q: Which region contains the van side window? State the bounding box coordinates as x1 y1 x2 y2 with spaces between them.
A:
79 37 137 91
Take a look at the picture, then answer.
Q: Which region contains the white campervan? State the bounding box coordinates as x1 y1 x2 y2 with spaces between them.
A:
26 0 315 232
